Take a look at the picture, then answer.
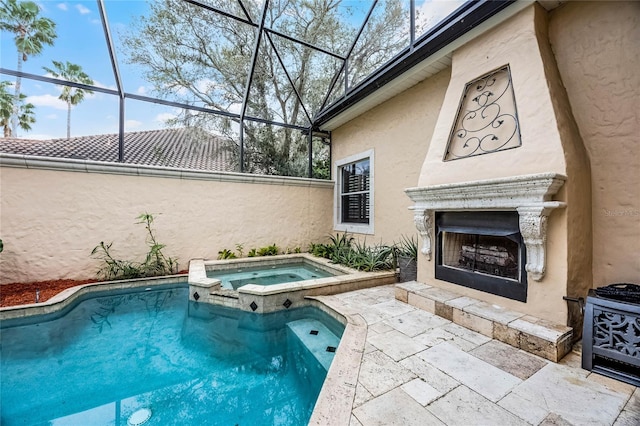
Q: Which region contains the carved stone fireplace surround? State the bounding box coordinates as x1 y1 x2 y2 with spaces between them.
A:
406 172 566 282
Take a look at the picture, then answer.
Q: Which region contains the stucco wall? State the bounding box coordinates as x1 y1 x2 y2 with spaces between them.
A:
0 161 333 284
549 1 640 287
330 68 451 244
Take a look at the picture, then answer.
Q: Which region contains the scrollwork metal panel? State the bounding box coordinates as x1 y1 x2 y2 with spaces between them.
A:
593 308 640 357
444 66 521 161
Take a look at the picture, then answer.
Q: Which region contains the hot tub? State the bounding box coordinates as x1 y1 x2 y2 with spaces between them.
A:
188 254 396 313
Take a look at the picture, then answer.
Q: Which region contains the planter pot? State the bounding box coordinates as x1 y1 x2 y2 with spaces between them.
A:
398 255 417 282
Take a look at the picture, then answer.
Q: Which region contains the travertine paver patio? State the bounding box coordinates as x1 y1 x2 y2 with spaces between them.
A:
313 285 640 426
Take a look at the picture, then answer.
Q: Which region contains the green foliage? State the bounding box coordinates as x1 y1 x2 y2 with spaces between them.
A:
1 80 35 137
309 233 394 272
91 213 178 281
0 0 56 136
257 244 279 256
235 243 244 257
247 248 258 257
217 249 237 260
395 235 418 261
121 0 405 177
42 60 94 139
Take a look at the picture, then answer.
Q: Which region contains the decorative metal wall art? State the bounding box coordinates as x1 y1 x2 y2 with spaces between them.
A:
444 66 521 161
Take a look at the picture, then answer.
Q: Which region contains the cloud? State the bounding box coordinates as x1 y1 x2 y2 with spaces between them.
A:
125 119 142 130
25 94 67 110
45 114 58 119
155 112 177 123
76 4 90 15
416 0 464 34
136 86 147 95
57 3 68 11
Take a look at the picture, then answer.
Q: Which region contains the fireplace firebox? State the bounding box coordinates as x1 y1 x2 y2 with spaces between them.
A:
435 211 527 302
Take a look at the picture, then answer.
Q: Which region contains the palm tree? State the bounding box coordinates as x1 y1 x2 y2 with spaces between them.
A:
0 0 56 136
0 80 35 137
43 61 93 139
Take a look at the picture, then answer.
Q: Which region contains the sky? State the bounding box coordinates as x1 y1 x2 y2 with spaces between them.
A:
1 0 463 140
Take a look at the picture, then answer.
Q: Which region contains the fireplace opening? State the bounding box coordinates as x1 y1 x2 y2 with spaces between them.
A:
436 211 527 302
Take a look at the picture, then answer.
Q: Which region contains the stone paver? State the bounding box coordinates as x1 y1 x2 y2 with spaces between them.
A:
427 385 529 426
470 339 548 380
353 387 444 425
321 285 639 426
357 350 416 397
418 342 522 402
499 362 633 425
368 329 427 361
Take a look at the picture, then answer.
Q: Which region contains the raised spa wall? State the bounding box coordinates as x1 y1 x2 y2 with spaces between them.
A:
188 254 396 313
408 4 592 334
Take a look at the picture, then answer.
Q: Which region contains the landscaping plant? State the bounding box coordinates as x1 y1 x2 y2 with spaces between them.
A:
91 213 178 281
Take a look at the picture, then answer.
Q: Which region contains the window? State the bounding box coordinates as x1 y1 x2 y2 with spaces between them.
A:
335 150 374 234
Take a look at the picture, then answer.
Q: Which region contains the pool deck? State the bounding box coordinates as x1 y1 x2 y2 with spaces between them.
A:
311 284 640 426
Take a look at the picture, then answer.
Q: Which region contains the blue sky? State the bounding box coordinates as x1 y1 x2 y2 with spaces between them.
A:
1 0 463 140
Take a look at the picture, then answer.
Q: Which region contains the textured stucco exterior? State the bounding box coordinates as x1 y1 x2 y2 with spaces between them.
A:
0 164 333 284
331 1 638 329
548 1 640 288
331 69 450 244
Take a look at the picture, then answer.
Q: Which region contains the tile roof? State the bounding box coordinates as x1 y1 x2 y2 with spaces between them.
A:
0 128 235 172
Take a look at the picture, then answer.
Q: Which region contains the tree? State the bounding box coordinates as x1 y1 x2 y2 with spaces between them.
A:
122 0 405 177
0 0 56 137
43 61 94 139
0 80 35 137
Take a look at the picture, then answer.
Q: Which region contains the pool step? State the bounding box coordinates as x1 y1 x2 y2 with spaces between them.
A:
286 319 340 370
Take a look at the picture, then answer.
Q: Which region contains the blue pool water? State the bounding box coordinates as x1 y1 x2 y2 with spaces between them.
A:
0 285 343 425
207 263 336 290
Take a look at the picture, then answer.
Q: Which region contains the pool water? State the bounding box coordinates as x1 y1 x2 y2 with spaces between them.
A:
207 263 336 290
0 285 343 425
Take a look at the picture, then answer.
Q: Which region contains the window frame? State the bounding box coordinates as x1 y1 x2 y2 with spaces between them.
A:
334 149 374 235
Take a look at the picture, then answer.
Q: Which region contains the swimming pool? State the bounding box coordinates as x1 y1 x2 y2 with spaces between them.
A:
0 284 344 425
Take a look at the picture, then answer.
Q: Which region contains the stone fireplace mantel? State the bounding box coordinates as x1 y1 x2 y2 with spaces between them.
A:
406 172 566 281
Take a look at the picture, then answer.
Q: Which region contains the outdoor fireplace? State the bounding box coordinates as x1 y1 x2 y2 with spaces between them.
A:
435 211 527 301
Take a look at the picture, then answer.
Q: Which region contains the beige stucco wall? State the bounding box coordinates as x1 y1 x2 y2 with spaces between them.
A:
0 163 333 284
549 1 640 288
330 68 451 244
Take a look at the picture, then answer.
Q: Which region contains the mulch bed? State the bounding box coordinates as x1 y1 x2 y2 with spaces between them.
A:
1 271 189 307
0 279 100 307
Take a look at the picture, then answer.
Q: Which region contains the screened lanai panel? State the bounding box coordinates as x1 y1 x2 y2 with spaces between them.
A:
268 34 342 126
0 0 115 89
0 75 118 141
264 0 354 57
123 99 236 172
242 121 309 177
325 68 347 108
108 0 255 112
415 0 466 40
347 0 410 89
198 0 262 23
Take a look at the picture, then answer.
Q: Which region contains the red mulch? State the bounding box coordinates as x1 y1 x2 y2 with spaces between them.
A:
1 271 189 307
0 279 100 307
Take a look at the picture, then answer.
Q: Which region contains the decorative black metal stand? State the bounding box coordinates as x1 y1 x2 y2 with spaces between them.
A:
582 286 640 386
